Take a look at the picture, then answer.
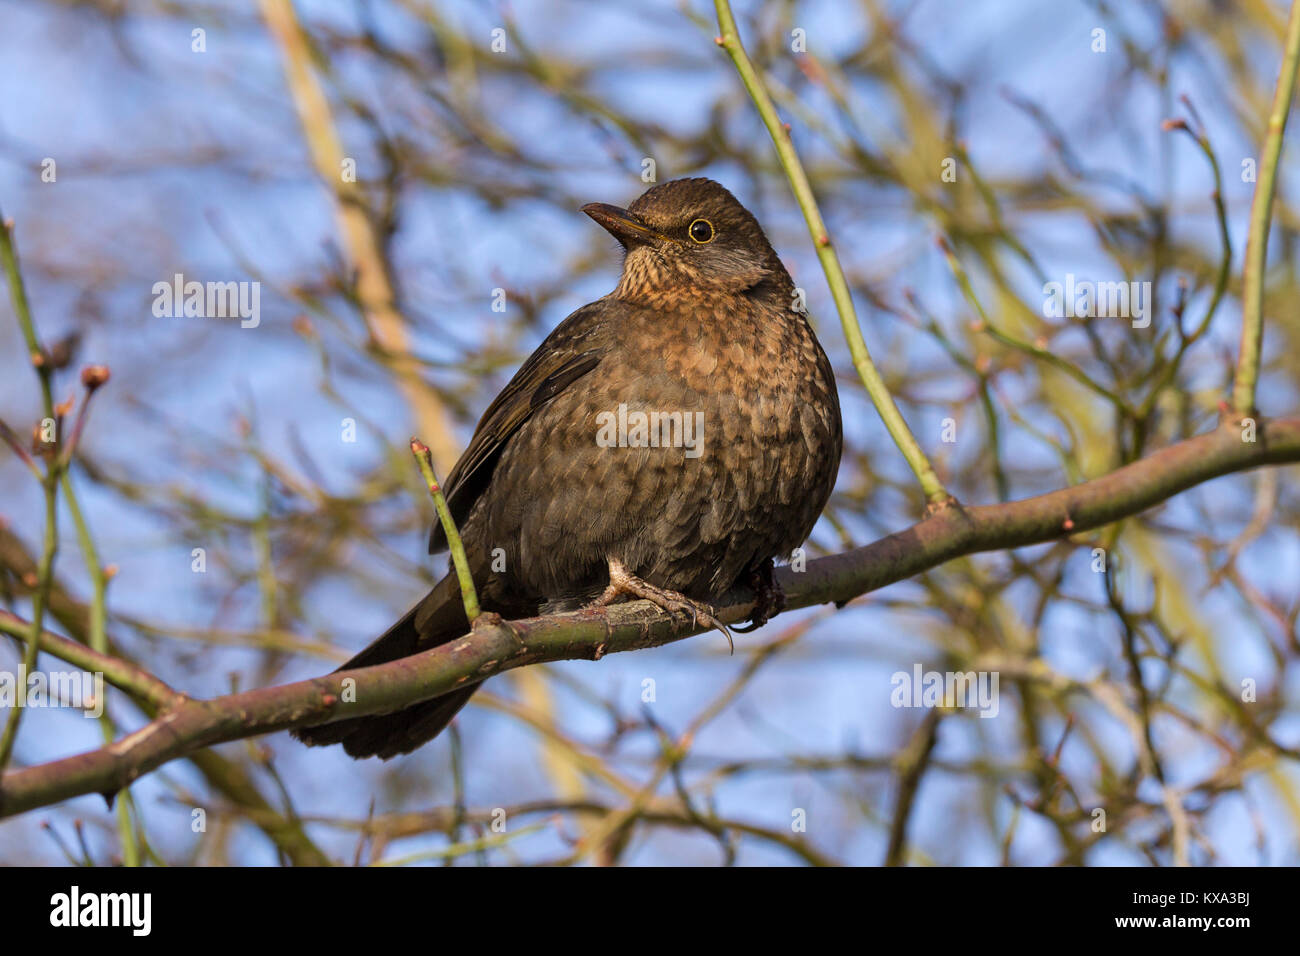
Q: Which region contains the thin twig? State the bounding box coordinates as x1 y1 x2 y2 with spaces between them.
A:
411 437 480 622
0 217 61 775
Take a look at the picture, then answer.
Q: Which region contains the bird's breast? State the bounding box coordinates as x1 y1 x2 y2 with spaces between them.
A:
476 295 841 605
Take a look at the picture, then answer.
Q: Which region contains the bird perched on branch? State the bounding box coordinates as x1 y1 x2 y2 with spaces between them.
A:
295 177 842 759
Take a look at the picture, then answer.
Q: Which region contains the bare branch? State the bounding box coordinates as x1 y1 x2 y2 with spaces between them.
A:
3 414 1296 819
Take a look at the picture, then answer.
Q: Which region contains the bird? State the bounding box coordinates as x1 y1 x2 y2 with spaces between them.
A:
294 177 842 759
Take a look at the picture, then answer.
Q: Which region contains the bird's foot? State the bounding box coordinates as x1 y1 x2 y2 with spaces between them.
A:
733 559 786 633
592 557 733 653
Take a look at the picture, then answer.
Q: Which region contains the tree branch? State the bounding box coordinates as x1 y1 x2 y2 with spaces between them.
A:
2 414 1296 819
1234 0 1300 415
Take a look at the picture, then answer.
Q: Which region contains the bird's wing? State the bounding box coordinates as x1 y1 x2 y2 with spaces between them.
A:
428 301 608 553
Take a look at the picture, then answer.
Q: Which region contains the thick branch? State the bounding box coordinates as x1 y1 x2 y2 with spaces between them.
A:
0 536 331 865
2 416 1297 819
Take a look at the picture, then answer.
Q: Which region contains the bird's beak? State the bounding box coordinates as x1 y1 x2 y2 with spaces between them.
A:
581 202 662 246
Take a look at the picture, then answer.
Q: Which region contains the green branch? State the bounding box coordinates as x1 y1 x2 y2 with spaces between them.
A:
712 0 950 506
1233 0 1300 415
411 438 480 622
0 217 60 775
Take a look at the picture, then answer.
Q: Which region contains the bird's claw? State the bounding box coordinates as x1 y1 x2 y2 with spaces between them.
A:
591 558 734 654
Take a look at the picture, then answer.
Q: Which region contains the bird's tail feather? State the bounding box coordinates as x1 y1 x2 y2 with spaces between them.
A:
292 574 478 759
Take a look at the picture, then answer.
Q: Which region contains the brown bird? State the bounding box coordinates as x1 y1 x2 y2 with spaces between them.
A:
294 178 842 759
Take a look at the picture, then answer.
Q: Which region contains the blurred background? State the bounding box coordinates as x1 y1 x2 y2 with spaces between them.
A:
1 0 1298 865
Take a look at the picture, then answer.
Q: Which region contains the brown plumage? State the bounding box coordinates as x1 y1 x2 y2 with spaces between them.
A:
294 178 842 759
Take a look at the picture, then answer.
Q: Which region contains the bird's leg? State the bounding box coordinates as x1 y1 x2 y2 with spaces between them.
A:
733 557 786 633
591 557 734 653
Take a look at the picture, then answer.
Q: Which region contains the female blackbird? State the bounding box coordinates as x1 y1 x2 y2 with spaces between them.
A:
295 178 842 758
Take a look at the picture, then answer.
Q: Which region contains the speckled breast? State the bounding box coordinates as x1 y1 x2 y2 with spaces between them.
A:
477 294 841 606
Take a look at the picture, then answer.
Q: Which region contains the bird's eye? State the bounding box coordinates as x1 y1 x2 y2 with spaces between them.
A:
688 218 714 243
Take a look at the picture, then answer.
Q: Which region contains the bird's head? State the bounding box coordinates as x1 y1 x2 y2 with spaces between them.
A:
582 178 787 299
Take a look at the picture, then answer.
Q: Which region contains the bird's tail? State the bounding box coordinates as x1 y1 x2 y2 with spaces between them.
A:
292 574 479 759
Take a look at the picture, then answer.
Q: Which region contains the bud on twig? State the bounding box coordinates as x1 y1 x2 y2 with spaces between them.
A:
80 365 110 390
